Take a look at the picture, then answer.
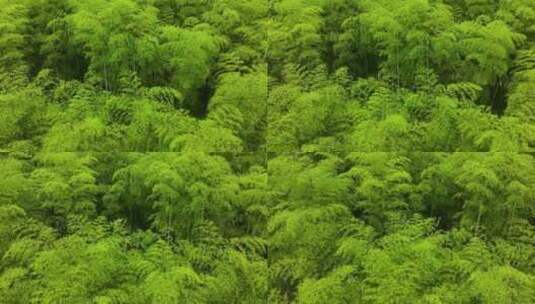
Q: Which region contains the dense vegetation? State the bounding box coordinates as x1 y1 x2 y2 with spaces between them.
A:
0 0 534 303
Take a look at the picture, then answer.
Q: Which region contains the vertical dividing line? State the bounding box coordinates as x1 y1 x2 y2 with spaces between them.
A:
265 0 274 165
265 2 274 300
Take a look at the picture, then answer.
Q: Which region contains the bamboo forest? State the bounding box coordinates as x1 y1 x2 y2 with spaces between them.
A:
1 0 535 303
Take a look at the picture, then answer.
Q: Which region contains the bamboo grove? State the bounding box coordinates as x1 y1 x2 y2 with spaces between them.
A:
0 0 534 303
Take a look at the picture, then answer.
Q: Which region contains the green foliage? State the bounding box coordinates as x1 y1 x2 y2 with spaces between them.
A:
0 0 30 87
1 0 535 303
209 68 267 150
